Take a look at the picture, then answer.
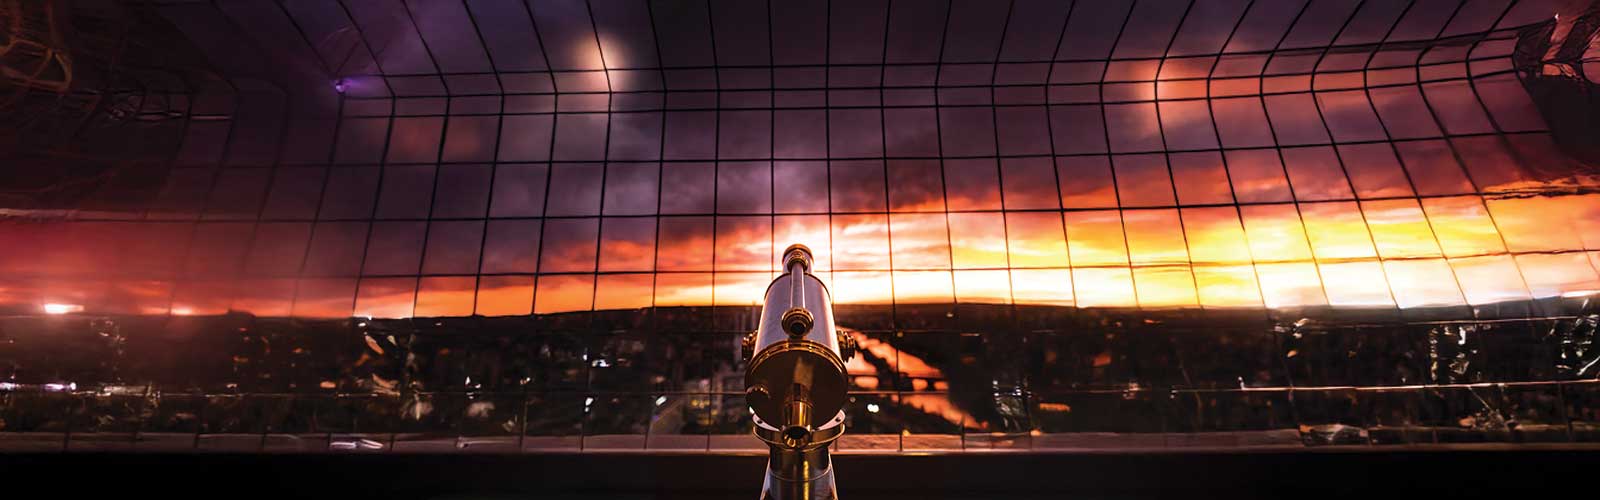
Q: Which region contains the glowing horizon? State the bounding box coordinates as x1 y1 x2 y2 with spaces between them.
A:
3 190 1597 319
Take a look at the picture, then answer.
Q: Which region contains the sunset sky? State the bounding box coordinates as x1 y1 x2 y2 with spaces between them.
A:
3 0 1597 320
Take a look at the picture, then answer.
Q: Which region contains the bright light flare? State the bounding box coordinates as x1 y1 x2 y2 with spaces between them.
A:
42 303 83 315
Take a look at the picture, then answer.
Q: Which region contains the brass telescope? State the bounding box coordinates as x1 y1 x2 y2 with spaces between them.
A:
742 244 856 500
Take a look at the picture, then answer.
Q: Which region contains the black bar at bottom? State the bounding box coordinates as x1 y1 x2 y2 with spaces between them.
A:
2 447 1595 499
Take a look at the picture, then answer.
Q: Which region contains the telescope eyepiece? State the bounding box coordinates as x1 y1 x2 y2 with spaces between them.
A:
741 331 757 360
780 424 812 448
781 308 814 337
780 393 815 449
783 244 814 272
746 384 771 407
836 330 857 362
